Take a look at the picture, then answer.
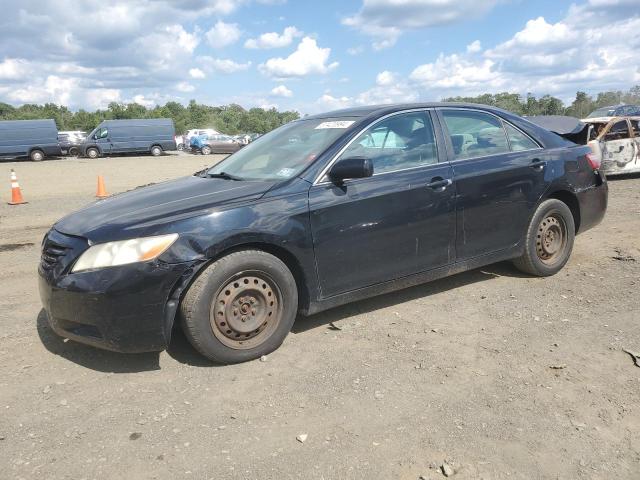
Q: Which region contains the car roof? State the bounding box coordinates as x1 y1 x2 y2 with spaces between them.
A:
583 116 640 123
302 102 514 120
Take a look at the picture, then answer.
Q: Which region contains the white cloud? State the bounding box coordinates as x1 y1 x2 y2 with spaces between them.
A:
347 46 365 56
376 70 395 86
271 85 293 97
176 81 195 93
205 21 242 48
400 1 640 102
410 54 502 92
189 68 206 79
343 0 498 49
5 74 121 110
245 26 302 49
466 40 482 53
0 58 32 80
259 37 339 79
197 56 252 74
316 94 353 110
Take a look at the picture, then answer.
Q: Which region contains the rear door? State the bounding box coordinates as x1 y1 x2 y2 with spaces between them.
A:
601 119 634 169
437 108 548 260
308 110 456 298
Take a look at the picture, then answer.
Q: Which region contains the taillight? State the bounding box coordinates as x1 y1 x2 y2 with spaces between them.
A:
585 152 600 171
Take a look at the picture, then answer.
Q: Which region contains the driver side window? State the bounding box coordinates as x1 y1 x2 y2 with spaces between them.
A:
94 128 108 140
339 111 437 174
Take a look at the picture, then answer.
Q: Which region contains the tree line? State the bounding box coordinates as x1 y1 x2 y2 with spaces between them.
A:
1 85 639 135
0 100 300 135
443 85 640 118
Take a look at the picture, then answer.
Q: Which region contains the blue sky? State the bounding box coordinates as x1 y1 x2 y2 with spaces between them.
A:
0 0 638 113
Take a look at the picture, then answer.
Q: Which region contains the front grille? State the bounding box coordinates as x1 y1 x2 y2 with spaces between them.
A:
40 241 70 271
39 229 89 276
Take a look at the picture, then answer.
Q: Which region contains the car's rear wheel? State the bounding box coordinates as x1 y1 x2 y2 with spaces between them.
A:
513 199 575 276
180 250 298 364
86 147 100 159
68 146 79 156
30 150 44 162
201 145 212 155
150 145 163 156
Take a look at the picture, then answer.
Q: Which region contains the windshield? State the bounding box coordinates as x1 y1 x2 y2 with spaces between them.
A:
587 107 615 118
207 117 357 181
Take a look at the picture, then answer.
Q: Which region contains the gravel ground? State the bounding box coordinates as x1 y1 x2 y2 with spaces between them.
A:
0 153 639 480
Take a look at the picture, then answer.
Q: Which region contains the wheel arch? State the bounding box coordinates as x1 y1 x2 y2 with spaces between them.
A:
84 144 101 156
28 146 45 157
543 189 581 234
166 240 313 339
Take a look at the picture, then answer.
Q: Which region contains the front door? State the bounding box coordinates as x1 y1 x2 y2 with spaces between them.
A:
95 127 112 154
308 110 456 298
438 108 550 260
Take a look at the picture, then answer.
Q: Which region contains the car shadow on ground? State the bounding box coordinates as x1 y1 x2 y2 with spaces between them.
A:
292 261 528 334
36 261 526 371
36 309 161 373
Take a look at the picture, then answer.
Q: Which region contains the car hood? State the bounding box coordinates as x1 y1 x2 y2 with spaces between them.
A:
54 175 275 241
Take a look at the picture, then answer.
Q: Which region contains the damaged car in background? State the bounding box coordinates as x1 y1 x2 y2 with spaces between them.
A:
528 115 640 176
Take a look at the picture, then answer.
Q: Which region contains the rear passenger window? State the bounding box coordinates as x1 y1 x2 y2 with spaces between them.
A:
339 111 438 174
442 110 509 159
504 123 539 151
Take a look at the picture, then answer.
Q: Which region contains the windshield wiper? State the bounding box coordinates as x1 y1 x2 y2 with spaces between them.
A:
206 171 244 181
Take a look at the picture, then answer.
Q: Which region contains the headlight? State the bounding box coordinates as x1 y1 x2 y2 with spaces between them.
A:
71 234 178 272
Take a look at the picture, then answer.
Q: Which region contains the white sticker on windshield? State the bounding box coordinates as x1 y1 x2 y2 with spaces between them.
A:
276 167 296 177
315 121 355 129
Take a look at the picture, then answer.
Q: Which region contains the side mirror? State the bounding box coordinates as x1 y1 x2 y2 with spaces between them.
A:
328 156 373 182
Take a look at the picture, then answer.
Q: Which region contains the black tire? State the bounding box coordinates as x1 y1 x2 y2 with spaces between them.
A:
69 147 79 156
201 145 212 155
30 150 44 162
180 250 298 364
150 145 163 156
86 147 100 159
513 199 575 276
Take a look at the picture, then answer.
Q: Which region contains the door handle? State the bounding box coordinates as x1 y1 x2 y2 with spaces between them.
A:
530 159 546 170
426 178 452 189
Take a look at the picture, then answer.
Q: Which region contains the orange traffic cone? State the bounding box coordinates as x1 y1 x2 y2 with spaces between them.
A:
96 175 109 198
8 169 27 205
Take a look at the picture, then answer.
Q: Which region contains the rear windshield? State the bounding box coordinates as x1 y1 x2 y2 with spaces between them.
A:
587 107 615 118
207 117 357 181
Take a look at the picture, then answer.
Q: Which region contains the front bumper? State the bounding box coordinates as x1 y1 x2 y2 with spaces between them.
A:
38 229 197 353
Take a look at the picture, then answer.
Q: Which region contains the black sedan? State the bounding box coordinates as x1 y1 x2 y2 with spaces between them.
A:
39 103 608 364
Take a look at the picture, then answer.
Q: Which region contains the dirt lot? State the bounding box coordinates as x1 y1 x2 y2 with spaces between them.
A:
0 153 639 480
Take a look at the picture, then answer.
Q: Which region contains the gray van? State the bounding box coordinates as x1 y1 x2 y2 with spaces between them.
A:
0 119 62 161
80 119 177 158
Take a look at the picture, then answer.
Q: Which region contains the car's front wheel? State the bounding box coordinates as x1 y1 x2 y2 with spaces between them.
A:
201 145 212 155
513 199 575 276
180 250 298 364
86 147 100 159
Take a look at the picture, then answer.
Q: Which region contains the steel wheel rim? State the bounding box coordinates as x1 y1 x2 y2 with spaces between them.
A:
536 213 567 265
209 271 282 350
